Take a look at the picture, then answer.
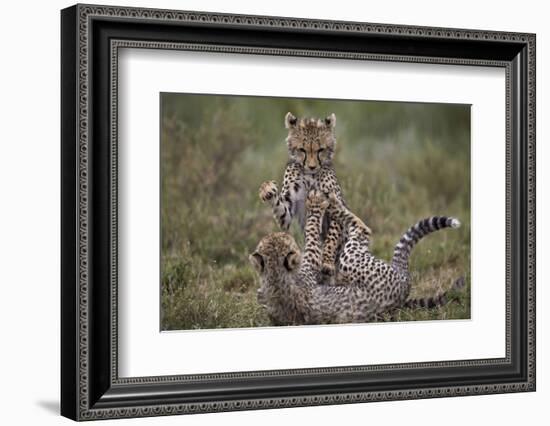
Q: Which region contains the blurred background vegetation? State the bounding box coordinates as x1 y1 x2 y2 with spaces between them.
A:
160 93 471 331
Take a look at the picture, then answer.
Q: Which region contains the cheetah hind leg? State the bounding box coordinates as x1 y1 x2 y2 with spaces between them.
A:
327 193 372 242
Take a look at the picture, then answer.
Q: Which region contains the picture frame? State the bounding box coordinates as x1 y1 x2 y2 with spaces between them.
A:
60 3 536 421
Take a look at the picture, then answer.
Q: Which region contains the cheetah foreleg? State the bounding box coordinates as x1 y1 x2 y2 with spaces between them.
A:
301 190 329 274
321 219 342 278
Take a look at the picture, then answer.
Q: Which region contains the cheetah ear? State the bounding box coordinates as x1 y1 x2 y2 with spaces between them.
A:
283 251 300 272
324 113 336 129
249 252 264 273
285 112 298 129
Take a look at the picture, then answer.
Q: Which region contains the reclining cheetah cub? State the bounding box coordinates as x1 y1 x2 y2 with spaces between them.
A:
250 191 462 326
259 112 369 279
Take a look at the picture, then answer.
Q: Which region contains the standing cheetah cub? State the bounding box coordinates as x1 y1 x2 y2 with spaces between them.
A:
259 112 370 279
250 191 461 326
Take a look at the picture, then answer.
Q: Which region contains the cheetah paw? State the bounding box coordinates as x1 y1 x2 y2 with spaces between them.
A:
321 262 335 277
306 190 329 211
259 180 278 203
327 193 345 211
358 222 372 239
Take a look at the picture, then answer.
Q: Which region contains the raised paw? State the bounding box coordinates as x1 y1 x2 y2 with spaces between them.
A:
306 190 329 212
321 262 335 277
356 218 372 240
259 180 278 203
327 193 345 212
345 210 372 239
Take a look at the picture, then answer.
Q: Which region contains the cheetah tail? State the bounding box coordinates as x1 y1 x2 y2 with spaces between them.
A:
404 276 466 309
391 216 460 273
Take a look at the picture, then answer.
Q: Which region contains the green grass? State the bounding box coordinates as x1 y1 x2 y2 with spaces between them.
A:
160 94 471 330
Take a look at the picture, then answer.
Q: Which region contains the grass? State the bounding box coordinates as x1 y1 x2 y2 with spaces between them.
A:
160 94 471 330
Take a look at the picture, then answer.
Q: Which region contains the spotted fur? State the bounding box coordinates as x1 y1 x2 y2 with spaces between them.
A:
259 113 367 279
251 191 461 326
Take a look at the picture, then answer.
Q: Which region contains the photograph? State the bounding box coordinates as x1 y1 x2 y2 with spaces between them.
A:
160 93 471 331
58 3 535 420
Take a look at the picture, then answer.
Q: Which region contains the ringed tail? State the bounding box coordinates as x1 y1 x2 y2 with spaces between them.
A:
391 216 461 273
404 276 466 308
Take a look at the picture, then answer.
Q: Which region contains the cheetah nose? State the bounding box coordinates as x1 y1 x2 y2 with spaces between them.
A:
308 165 317 170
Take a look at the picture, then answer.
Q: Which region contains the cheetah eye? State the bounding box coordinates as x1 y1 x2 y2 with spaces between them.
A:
318 148 325 153
298 148 306 154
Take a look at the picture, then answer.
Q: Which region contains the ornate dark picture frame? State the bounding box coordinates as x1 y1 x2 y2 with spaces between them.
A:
61 4 536 421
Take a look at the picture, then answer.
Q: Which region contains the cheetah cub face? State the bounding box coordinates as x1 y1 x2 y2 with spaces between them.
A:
285 112 336 175
249 233 302 308
249 232 301 277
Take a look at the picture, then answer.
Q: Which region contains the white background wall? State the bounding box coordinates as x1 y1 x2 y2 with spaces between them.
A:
0 0 546 424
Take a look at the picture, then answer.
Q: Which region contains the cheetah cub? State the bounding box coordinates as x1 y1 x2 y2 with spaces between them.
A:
250 191 461 326
259 112 368 279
